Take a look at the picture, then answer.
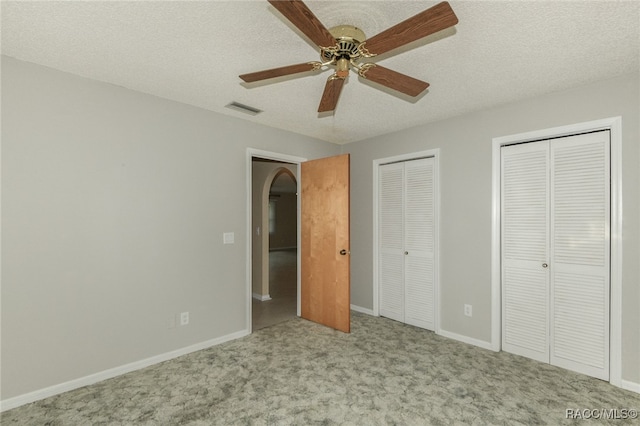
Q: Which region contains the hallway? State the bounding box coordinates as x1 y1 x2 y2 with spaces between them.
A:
252 248 297 330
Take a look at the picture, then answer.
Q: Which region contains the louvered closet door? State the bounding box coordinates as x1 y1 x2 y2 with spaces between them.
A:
550 131 610 380
379 162 405 322
379 158 435 330
501 131 610 381
501 142 550 363
404 158 435 330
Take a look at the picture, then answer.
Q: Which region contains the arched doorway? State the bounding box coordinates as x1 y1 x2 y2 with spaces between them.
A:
251 161 298 330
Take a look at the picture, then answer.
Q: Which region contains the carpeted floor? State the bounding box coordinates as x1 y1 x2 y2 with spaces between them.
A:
2 312 639 425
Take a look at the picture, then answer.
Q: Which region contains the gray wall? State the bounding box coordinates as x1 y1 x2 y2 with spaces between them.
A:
342 72 640 384
1 57 338 399
269 192 297 250
2 55 638 402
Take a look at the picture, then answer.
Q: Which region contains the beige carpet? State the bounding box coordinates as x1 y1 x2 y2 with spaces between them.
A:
2 312 639 425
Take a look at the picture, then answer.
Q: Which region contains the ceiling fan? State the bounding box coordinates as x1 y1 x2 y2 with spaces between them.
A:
240 0 459 113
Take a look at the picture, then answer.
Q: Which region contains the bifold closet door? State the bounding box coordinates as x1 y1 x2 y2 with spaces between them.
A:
549 132 610 380
501 142 550 363
501 131 610 380
379 158 435 331
379 162 405 323
404 159 435 330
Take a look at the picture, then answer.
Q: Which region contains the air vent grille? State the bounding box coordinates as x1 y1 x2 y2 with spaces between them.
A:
225 102 263 116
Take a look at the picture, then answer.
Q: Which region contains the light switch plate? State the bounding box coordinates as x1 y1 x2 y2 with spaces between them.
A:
223 232 235 244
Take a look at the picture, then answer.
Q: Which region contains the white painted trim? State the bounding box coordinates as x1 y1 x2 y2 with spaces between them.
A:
246 149 306 332
437 329 494 352
608 118 623 389
252 293 272 301
372 149 441 333
621 380 640 395
491 117 623 386
0 329 249 412
350 304 375 316
490 137 502 352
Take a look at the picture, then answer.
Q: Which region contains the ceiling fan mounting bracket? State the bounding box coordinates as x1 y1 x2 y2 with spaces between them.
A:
356 42 376 59
357 62 377 78
328 25 366 45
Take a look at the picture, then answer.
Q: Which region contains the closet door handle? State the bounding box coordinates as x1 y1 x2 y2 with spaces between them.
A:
542 263 548 268
339 249 350 255
404 251 409 255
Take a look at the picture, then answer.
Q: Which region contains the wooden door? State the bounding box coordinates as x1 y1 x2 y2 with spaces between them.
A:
301 154 350 333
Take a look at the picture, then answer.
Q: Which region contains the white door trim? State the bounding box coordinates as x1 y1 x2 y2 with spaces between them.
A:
246 149 307 334
373 149 440 334
491 117 623 387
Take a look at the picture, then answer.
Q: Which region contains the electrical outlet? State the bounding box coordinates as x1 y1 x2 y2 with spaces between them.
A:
464 304 473 317
180 311 189 326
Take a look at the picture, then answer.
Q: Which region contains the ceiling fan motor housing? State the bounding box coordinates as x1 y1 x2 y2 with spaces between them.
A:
321 25 367 63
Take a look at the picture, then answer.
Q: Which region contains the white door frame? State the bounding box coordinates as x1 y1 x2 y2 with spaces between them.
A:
246 148 306 334
373 149 441 334
490 117 622 387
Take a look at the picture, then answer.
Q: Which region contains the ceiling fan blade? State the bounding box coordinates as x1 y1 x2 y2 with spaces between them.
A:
360 65 429 97
268 0 336 48
318 76 345 112
240 62 320 83
363 1 458 56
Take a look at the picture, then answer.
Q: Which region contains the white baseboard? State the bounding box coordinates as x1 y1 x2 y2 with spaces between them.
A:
350 304 375 316
252 293 271 301
0 329 250 412
437 329 494 352
621 379 640 394
435 333 640 394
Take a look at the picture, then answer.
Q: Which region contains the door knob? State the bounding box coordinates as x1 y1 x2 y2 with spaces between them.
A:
404 251 409 255
542 263 548 268
339 249 350 255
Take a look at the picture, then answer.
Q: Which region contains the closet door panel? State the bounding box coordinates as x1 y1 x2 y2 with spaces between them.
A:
550 131 610 380
405 256 434 329
501 142 550 362
379 163 405 322
503 266 549 360
404 158 435 330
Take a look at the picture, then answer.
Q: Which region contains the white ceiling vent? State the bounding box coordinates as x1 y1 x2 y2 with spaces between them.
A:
225 101 262 116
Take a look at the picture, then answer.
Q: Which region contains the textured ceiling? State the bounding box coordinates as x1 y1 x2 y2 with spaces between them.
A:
2 1 639 144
